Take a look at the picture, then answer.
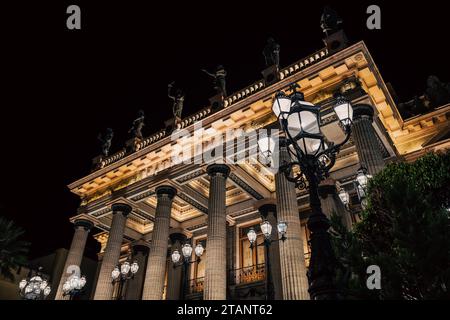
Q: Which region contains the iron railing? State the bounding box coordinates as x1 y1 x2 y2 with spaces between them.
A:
229 263 266 285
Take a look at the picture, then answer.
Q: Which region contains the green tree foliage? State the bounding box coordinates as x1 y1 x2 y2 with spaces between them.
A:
331 152 450 299
0 216 30 281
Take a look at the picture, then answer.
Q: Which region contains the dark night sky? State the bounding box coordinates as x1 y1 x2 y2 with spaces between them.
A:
1 1 449 259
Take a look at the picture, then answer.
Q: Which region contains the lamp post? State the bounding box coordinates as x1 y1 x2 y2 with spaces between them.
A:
171 243 204 299
62 274 87 300
338 166 373 212
111 260 139 300
265 83 354 299
246 220 287 300
18 267 52 300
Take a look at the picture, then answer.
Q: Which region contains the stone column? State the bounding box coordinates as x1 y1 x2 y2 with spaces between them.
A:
55 219 93 300
203 164 230 300
275 138 310 300
93 203 131 300
142 186 177 300
318 178 353 229
259 204 283 300
352 104 385 175
124 241 150 300
165 233 186 300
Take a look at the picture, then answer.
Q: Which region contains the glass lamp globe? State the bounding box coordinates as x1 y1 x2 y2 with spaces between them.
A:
43 286 51 297
338 188 350 206
333 94 353 127
260 220 272 239
286 104 323 155
19 279 27 290
31 276 42 282
277 221 288 238
361 198 368 210
272 92 292 119
121 261 131 275
72 276 80 286
111 266 120 280
356 168 372 189
79 276 87 288
258 136 276 162
182 244 193 259
130 261 139 274
40 280 48 291
356 184 366 199
246 228 257 245
171 250 181 264
286 107 320 137
194 243 204 257
63 281 70 293
25 285 33 294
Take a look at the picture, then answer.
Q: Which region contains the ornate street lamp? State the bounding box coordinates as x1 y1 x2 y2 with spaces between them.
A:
338 187 350 209
62 274 87 300
354 166 372 210
246 220 287 300
111 260 139 300
268 83 354 299
257 136 276 166
171 242 204 299
18 267 51 300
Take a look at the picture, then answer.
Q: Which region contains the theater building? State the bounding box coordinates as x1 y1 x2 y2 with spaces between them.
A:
55 37 450 300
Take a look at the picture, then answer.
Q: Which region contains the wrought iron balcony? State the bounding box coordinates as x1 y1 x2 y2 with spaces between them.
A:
229 263 266 285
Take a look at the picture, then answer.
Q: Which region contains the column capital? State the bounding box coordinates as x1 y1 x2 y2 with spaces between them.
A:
169 232 187 245
206 164 230 178
353 104 374 121
132 242 150 255
74 219 94 231
111 203 132 216
258 203 277 219
156 185 177 199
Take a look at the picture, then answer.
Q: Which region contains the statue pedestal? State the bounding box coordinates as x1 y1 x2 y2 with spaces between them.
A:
91 155 104 171
261 65 280 86
164 117 181 134
323 29 349 54
209 93 224 111
125 137 141 153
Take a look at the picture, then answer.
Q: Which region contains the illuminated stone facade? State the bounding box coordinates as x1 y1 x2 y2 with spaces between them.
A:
57 41 450 300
